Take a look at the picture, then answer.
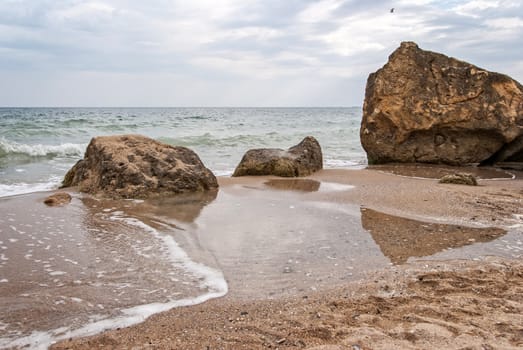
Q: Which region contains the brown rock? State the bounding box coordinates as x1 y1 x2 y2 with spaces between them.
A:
438 173 478 186
43 192 72 206
360 41 523 165
232 136 323 177
62 135 218 199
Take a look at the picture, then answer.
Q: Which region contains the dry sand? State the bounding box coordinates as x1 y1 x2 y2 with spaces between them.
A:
27 167 523 349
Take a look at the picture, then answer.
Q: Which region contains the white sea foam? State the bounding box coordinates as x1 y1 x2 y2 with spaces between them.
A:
325 158 366 168
0 212 228 350
0 177 61 198
214 169 234 177
109 213 228 293
48 271 67 276
0 138 85 158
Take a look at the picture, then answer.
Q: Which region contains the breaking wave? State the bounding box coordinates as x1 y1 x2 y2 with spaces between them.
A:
0 179 61 198
0 138 85 158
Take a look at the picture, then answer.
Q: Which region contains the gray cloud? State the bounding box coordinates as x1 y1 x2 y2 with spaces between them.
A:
0 0 522 106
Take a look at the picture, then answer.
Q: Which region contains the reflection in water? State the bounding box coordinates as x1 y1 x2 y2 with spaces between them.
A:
368 163 514 179
140 190 219 222
83 189 218 224
264 179 321 192
360 207 507 264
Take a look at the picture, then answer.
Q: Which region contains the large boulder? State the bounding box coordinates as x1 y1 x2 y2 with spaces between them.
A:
232 136 323 177
360 41 523 165
62 135 218 199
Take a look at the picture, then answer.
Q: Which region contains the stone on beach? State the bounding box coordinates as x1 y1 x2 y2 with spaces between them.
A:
232 136 323 177
62 134 218 199
43 192 72 206
360 41 523 166
439 173 478 186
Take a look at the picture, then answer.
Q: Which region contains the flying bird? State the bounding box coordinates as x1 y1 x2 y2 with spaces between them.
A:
390 8 394 13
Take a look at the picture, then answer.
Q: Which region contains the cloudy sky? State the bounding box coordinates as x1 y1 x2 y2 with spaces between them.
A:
1 0 522 107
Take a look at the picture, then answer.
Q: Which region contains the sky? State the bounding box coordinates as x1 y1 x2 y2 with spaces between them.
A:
0 0 522 107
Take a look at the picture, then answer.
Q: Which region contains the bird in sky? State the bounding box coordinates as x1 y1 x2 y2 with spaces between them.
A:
390 8 395 13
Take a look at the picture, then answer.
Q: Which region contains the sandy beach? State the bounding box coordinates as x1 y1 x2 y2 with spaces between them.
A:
3 0 523 348
53 258 523 350
2 167 522 349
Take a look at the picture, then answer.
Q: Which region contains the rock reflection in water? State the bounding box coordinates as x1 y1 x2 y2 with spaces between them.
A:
83 189 218 224
128 189 218 223
264 179 321 192
360 207 506 264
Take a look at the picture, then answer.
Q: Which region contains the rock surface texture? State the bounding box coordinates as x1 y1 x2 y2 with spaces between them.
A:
232 136 323 177
62 135 218 198
360 41 523 165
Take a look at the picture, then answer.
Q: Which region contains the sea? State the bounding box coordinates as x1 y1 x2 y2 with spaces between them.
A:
0 107 367 349
0 107 366 198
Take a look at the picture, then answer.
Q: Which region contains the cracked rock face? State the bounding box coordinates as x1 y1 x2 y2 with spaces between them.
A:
62 134 218 199
360 41 523 165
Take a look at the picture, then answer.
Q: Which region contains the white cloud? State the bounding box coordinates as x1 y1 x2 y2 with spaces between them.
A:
50 2 115 21
397 0 434 5
212 26 284 42
313 9 451 57
0 0 522 106
193 51 311 80
485 16 523 29
297 0 344 23
451 0 519 17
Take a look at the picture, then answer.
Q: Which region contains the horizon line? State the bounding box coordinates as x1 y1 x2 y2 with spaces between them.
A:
0 106 362 109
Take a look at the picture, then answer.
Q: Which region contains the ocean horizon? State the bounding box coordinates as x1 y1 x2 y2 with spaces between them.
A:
0 107 366 198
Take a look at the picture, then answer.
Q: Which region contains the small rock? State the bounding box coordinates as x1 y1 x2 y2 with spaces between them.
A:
438 173 478 186
44 192 72 206
233 136 323 177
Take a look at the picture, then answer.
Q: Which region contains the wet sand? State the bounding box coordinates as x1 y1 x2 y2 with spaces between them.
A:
2 167 523 349
53 258 523 350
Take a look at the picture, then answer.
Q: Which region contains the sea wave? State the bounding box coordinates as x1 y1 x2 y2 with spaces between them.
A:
158 132 299 149
0 138 85 158
0 178 61 198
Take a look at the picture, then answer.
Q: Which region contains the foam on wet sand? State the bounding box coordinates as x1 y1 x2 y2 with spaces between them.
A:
0 194 227 349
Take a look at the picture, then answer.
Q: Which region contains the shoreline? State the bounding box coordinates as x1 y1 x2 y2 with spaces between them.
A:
1 167 522 349
52 257 523 350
